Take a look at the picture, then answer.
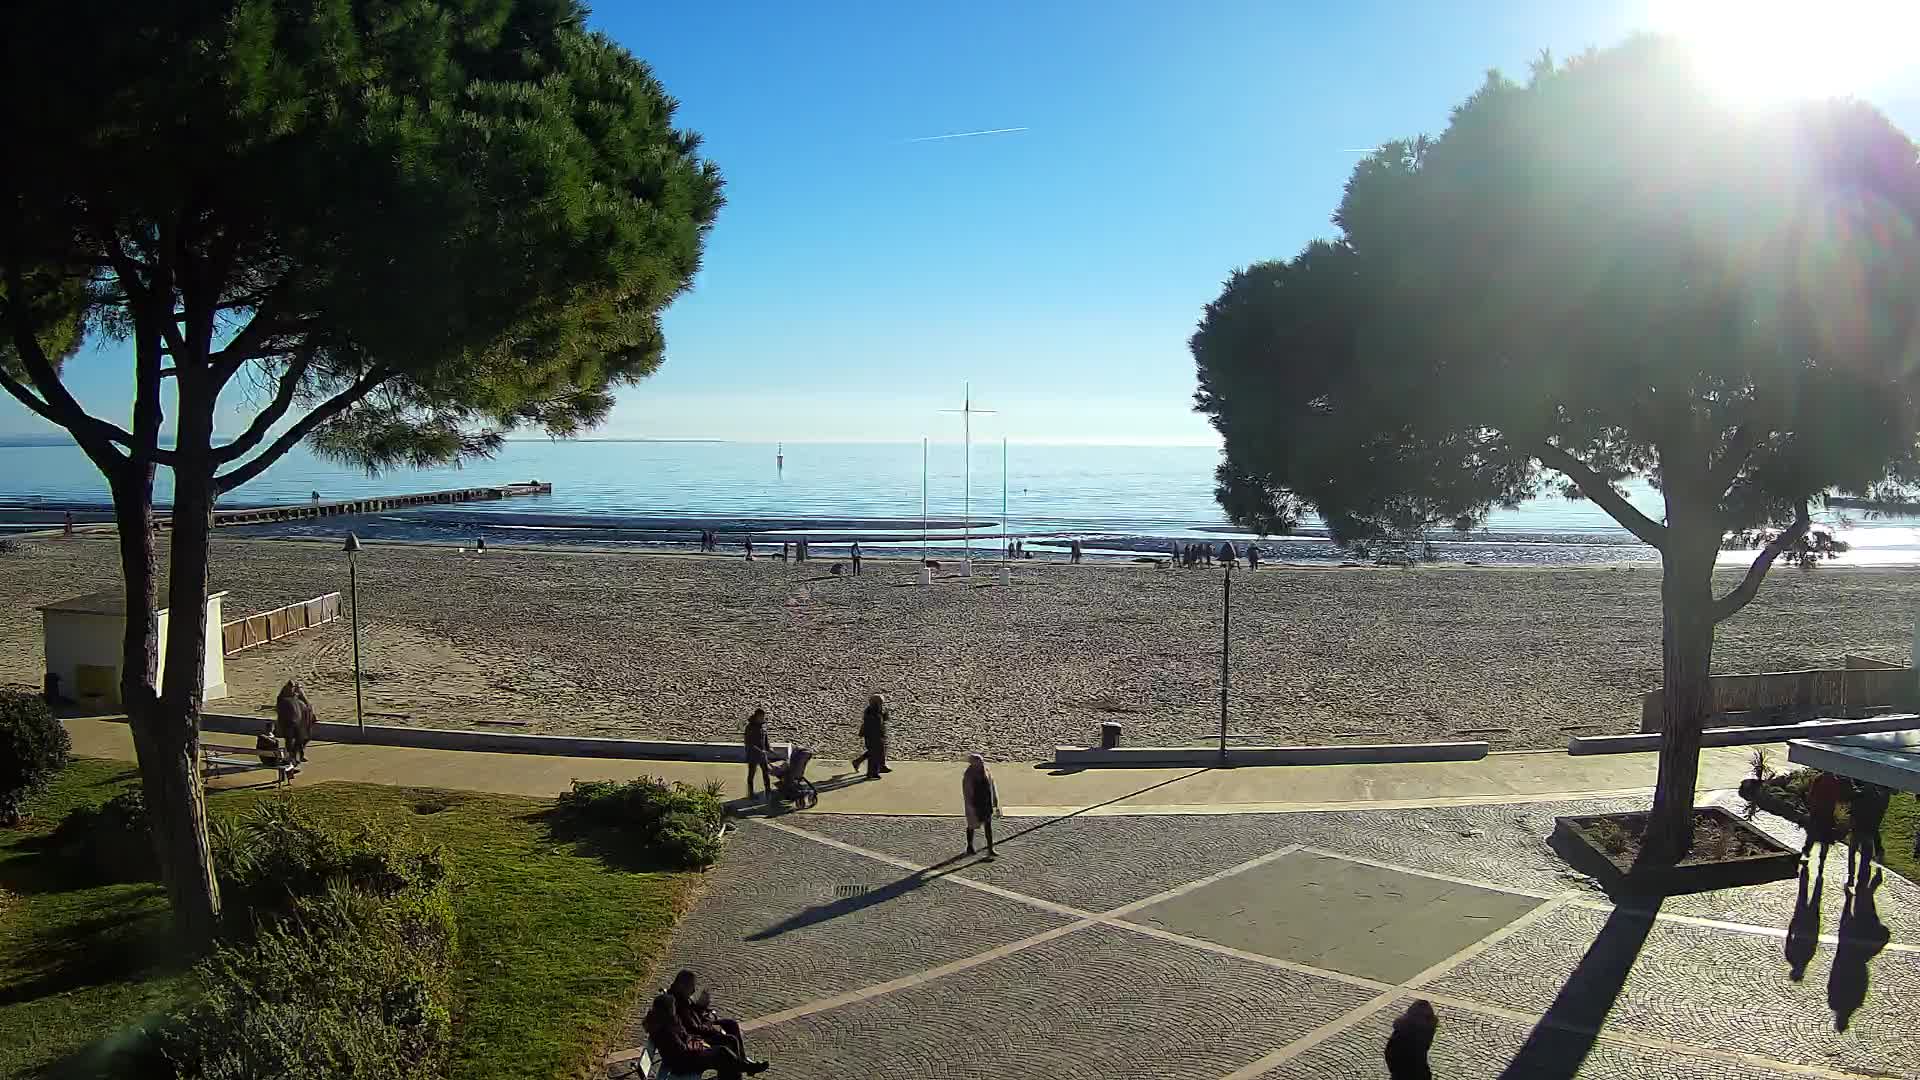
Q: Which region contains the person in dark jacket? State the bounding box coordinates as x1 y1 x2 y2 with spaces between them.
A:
851 694 891 778
851 540 863 576
963 753 998 858
743 708 773 804
1805 771 1850 868
1384 998 1437 1080
1847 781 1891 887
1246 542 1261 570
642 992 761 1078
667 971 765 1074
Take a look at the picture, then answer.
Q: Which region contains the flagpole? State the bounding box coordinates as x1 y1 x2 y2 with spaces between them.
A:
964 383 972 577
1001 436 1010 586
921 437 929 562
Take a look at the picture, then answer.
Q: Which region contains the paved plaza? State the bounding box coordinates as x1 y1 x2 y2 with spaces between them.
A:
620 794 1920 1079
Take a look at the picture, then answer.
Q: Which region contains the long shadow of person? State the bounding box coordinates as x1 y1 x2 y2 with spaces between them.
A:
1784 863 1823 982
1827 869 1890 1032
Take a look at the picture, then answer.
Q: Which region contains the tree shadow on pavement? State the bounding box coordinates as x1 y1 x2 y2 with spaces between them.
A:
1828 869 1890 1031
1496 900 1661 1080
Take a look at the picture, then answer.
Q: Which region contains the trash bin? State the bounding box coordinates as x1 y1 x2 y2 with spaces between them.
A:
1099 721 1122 750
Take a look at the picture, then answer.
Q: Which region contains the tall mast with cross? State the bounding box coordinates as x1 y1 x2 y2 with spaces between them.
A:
942 383 995 576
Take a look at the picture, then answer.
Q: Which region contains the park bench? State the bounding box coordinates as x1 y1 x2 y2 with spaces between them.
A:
609 1041 708 1080
200 734 296 788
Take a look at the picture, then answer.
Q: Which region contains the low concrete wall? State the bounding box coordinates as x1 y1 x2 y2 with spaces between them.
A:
1639 665 1914 732
197 712 746 762
1053 742 1490 768
1569 713 1920 756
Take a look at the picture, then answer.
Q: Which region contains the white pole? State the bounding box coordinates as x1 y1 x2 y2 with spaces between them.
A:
1002 436 1011 586
964 382 972 577
919 437 931 587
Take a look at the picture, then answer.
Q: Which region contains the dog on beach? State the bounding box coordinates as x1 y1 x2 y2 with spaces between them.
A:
273 680 317 768
830 563 845 576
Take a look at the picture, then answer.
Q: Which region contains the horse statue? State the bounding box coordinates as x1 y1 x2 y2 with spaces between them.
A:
271 680 317 768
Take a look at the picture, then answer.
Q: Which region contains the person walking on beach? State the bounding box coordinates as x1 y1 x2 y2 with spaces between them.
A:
1846 781 1891 887
1247 542 1260 570
744 708 773 804
1804 770 1849 868
1070 539 1083 564
851 541 863 576
744 535 754 560
781 541 789 562
852 694 890 778
963 753 999 858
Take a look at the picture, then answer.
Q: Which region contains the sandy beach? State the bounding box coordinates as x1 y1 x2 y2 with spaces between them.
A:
1 535 1914 760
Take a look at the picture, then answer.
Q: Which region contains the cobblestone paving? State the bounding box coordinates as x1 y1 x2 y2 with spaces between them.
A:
742 923 1378 1080
1426 898 1920 1077
1264 999 1824 1080
623 799 1920 1079
645 823 1076 1020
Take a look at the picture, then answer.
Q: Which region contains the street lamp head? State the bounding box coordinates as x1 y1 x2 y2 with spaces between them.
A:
343 532 362 554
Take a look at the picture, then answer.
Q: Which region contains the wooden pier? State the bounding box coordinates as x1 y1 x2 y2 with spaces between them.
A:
204 481 552 528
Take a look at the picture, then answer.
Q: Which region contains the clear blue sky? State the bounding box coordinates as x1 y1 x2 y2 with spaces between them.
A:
8 0 1917 445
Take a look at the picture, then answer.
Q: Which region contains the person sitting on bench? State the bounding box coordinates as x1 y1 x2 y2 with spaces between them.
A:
668 971 767 1074
643 993 763 1078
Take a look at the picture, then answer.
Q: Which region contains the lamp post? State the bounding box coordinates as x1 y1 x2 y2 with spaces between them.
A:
343 532 364 732
1220 559 1231 766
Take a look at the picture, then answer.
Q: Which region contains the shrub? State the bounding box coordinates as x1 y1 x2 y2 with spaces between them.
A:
154 884 455 1080
150 807 457 1079
0 688 69 825
554 775 725 869
49 788 157 882
212 802 447 934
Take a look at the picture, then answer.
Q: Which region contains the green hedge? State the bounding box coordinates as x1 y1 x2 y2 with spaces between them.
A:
48 789 158 883
0 689 69 826
554 776 726 869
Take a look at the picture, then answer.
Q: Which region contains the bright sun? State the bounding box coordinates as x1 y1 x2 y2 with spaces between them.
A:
1660 0 1920 103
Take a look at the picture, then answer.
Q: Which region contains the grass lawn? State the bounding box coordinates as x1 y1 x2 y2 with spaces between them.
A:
1884 791 1919 885
0 758 701 1080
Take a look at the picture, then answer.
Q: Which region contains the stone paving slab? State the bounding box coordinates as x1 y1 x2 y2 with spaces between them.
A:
1130 850 1545 983
635 823 1076 1024
1425 897 1919 1077
1263 999 1823 1080
742 922 1379 1080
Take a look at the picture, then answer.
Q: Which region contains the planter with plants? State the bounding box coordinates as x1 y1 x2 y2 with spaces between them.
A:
1551 805 1799 895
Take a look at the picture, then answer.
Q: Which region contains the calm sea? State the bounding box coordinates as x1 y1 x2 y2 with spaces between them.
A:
3 440 1916 566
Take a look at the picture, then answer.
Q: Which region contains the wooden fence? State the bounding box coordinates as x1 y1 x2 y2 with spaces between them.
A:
1639 656 1914 732
221 592 342 656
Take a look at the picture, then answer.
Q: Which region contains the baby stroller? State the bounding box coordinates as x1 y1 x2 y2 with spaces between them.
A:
768 744 818 810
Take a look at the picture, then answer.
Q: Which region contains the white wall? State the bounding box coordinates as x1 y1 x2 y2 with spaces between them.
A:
42 600 228 706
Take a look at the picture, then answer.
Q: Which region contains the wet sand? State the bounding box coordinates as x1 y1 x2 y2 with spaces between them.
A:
1 536 1913 760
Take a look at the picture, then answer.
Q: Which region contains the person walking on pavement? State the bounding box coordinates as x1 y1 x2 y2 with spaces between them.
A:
963 753 999 859
1804 770 1849 870
1846 781 1891 888
743 708 773 805
851 694 891 778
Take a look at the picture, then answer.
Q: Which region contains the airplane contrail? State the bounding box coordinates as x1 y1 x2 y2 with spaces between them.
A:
907 126 1029 143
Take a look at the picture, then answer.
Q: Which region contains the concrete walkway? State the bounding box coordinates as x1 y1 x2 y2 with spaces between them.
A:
62 717 1770 815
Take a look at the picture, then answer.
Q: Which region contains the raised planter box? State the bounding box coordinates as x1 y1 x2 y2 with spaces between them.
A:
1550 806 1799 896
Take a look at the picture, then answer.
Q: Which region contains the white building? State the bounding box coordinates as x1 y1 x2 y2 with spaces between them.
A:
39 589 229 707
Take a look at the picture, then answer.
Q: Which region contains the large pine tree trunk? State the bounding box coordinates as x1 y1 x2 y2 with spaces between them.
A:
1646 534 1718 862
152 418 223 944
111 460 219 942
